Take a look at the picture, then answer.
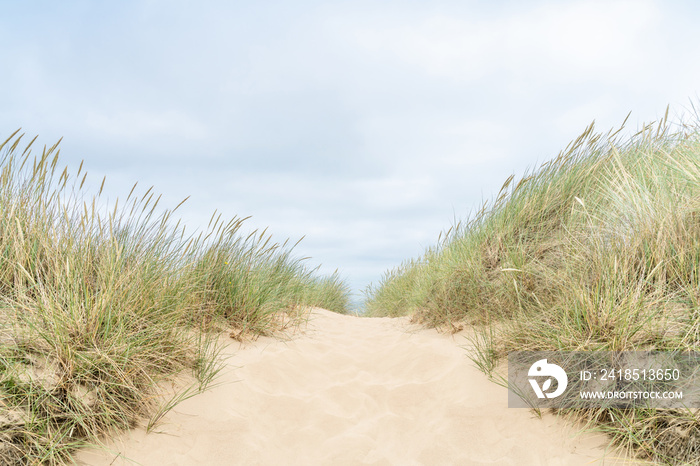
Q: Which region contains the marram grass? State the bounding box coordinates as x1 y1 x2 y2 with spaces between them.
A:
364 109 700 464
0 130 350 464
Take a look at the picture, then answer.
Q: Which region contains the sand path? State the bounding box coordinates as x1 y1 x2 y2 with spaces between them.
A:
75 309 637 465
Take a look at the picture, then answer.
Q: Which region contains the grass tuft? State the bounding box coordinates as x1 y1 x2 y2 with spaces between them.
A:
0 130 350 464
364 108 700 464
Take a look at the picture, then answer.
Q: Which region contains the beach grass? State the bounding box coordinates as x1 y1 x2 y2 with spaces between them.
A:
364 108 700 464
0 130 350 465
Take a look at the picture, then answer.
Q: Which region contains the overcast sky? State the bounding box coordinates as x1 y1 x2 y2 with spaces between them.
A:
2 0 699 309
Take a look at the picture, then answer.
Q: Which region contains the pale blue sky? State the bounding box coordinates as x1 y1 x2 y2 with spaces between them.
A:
2 1 699 308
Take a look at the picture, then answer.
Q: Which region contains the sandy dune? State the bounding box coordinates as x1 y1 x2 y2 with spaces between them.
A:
75 309 638 465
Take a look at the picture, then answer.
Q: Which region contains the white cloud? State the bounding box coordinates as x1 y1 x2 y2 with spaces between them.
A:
84 110 208 143
345 0 658 84
2 0 699 302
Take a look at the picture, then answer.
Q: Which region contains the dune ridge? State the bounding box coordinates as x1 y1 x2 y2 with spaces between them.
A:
76 309 636 465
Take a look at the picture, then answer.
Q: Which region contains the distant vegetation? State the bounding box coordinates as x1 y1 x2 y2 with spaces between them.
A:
365 109 700 464
0 130 350 465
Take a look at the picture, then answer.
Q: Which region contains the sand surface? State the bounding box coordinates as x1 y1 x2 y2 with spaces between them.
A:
75 309 639 465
